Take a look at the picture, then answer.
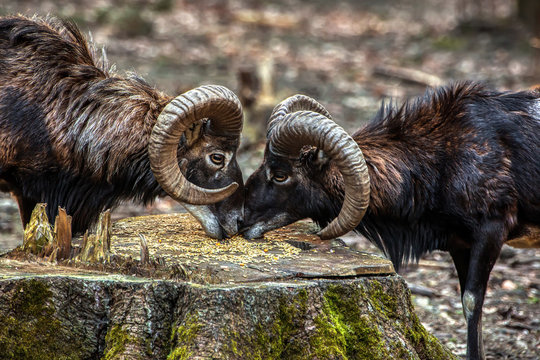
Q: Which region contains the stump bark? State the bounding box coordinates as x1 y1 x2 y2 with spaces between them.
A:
0 213 456 360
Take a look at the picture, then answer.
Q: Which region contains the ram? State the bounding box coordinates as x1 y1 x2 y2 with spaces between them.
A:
0 15 244 239
241 83 540 360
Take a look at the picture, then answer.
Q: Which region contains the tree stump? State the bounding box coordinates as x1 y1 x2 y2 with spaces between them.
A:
0 213 456 360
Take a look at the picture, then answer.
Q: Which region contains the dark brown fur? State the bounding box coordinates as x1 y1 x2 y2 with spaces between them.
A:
0 15 243 236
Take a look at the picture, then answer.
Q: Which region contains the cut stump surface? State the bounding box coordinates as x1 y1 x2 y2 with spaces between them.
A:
0 213 455 360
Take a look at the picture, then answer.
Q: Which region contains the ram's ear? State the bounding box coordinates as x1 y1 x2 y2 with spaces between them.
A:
313 149 329 170
184 121 204 147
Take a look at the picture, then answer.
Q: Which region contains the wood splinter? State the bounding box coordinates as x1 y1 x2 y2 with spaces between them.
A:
22 204 115 263
22 203 55 256
22 205 72 261
139 234 150 265
77 210 112 263
52 207 72 261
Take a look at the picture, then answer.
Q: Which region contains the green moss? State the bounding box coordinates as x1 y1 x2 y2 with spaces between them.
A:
403 309 455 360
0 279 83 360
371 279 455 359
221 280 454 360
229 338 239 356
311 284 390 360
368 279 454 360
225 289 310 359
101 323 156 360
312 280 455 360
255 289 309 359
102 325 135 360
364 280 399 319
167 315 202 360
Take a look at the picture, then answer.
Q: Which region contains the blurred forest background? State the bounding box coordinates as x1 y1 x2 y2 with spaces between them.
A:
0 1 539 359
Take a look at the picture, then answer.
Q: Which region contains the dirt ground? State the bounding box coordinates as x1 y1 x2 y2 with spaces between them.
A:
0 0 538 359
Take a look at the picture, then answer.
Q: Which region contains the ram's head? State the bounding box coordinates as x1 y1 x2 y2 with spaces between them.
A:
149 85 244 239
241 95 370 240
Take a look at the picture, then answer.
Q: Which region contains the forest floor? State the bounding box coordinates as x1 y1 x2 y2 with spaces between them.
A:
0 0 539 358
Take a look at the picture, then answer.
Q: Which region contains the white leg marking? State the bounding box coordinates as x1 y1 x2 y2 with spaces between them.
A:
463 290 476 320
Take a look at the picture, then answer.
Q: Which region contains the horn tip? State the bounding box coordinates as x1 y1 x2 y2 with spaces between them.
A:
316 229 336 240
207 181 240 204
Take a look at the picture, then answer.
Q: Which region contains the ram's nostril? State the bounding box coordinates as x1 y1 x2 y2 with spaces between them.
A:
237 218 244 230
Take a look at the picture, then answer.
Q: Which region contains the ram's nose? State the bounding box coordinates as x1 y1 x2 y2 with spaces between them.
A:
220 213 242 238
237 218 249 235
237 217 244 230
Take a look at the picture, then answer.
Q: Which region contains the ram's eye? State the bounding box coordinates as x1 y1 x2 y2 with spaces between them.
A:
272 172 288 183
209 153 225 165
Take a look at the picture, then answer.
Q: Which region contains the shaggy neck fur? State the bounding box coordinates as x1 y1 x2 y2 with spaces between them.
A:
0 16 172 232
313 83 540 270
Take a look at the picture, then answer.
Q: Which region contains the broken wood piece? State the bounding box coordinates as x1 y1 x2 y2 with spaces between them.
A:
77 210 112 263
49 247 59 263
374 64 445 88
22 204 75 261
54 207 72 260
407 282 438 298
22 203 55 256
139 234 149 265
96 209 112 254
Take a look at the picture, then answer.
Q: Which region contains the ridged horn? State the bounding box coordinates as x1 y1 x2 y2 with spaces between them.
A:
149 85 243 205
267 94 332 137
268 110 370 239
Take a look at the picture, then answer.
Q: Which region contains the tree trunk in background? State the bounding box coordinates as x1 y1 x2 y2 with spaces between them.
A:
0 214 456 360
517 0 540 77
517 0 540 36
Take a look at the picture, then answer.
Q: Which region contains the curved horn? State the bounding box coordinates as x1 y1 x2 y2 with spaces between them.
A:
267 94 332 137
269 110 370 239
149 85 243 205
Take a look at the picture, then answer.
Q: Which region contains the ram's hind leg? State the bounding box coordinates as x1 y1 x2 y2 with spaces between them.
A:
450 247 470 293
459 221 506 360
